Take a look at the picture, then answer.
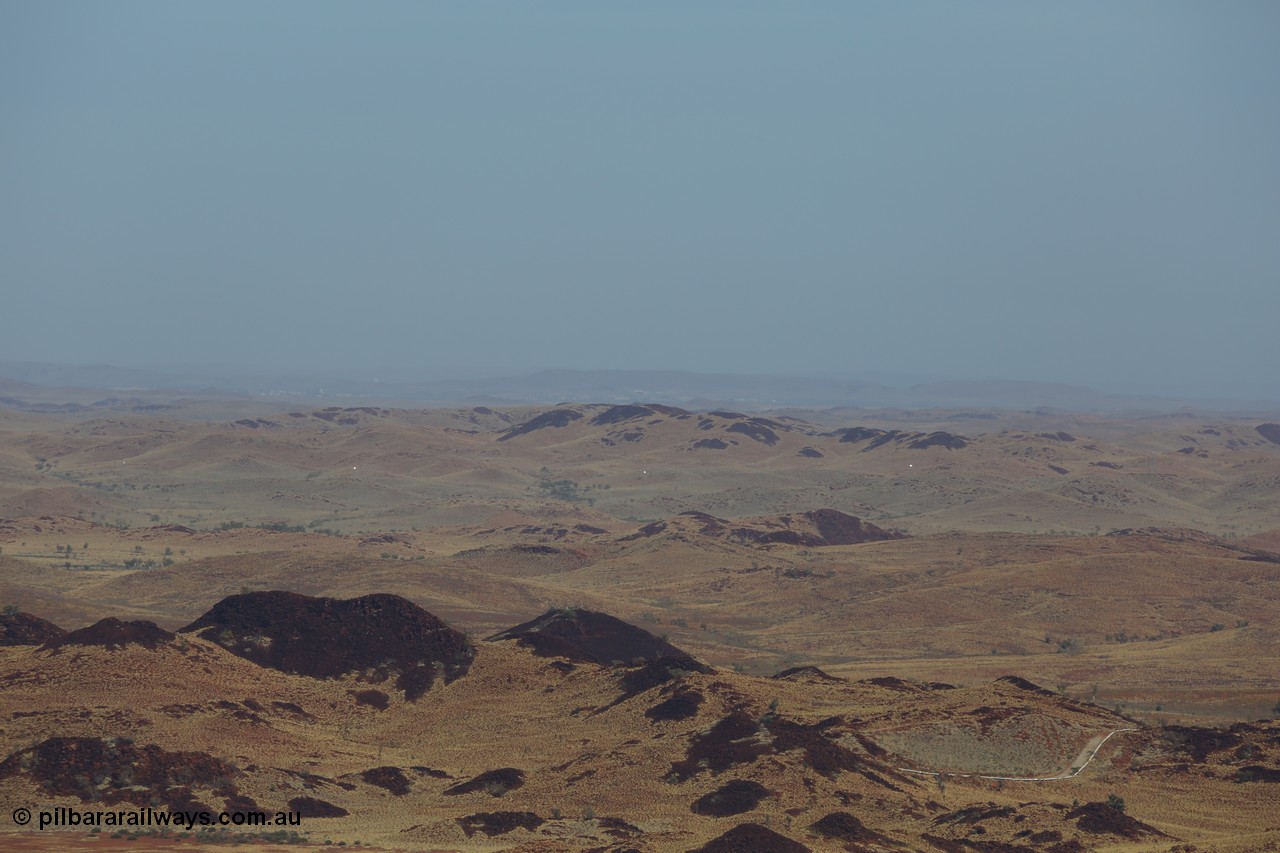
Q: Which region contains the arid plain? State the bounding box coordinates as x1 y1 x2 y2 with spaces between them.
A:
3 398 1280 851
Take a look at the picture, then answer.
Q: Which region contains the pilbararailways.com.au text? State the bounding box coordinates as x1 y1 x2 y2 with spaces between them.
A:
21 805 302 831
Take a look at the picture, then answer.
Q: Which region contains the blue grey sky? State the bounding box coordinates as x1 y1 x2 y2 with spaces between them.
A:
3 2 1278 398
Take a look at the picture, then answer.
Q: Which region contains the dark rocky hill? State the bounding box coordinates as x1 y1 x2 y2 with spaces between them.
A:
489 607 708 671
43 617 173 651
1 610 66 646
180 591 474 700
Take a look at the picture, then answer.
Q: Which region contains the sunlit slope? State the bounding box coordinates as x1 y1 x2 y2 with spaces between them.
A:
2 405 1278 533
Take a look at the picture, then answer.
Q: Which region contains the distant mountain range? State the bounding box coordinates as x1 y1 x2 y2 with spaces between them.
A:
0 360 1275 413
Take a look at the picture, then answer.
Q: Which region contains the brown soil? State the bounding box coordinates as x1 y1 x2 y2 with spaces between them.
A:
920 836 1080 852
5 401 1280 850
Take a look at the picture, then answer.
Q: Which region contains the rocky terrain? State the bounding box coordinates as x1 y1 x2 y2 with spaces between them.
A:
5 592 1278 851
2 402 1279 537
1 401 1279 850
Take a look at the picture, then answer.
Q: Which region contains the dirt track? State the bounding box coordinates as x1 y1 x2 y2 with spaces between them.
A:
897 727 1138 782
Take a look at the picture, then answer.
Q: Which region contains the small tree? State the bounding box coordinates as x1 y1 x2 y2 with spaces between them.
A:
1106 793 1126 813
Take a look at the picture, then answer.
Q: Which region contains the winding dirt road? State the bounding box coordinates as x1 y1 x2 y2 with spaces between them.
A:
897 727 1138 782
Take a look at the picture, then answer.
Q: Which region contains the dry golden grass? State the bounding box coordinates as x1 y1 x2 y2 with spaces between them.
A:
2 404 1278 536
2 401 1280 850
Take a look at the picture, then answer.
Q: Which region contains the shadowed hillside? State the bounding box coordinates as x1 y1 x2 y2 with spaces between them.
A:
2 400 1280 849
180 591 475 699
2 599 1277 850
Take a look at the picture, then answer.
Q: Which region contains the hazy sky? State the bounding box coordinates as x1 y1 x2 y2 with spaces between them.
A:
3 2 1277 397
